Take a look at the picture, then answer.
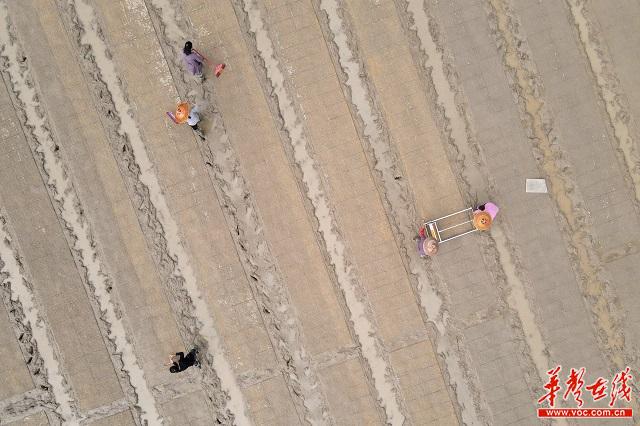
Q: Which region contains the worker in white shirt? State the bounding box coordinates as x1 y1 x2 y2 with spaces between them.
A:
187 106 205 140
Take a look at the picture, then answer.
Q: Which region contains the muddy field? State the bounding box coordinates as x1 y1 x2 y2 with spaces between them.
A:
0 0 638 425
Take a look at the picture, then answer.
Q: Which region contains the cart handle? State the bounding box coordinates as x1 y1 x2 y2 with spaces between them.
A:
427 207 473 223
438 219 473 234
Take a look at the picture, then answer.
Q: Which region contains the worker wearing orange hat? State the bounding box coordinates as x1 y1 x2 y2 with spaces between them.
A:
473 202 499 230
169 102 204 140
174 102 190 124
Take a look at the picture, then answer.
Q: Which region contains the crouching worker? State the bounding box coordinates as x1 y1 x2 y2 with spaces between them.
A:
187 106 205 140
182 41 205 79
166 348 200 373
473 202 499 231
417 226 438 257
172 102 205 140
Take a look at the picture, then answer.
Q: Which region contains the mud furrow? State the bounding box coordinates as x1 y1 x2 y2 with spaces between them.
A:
232 0 408 423
152 377 201 404
392 0 567 421
0 389 52 424
489 226 550 385
142 0 334 423
388 1 493 423
237 368 279 389
148 0 183 42
52 0 247 423
0 216 75 424
313 0 474 422
485 0 629 375
80 398 130 424
565 0 640 206
197 125 330 424
0 6 162 423
402 1 485 196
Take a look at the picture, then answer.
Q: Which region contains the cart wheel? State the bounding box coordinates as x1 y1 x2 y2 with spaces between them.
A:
423 238 439 256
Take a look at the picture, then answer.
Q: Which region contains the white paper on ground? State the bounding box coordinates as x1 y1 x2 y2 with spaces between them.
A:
526 178 548 193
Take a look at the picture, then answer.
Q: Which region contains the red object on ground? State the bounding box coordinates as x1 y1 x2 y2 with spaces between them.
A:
193 48 226 78
215 63 226 77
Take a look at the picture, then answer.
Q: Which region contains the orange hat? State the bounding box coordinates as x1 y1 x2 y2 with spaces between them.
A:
473 211 492 230
175 102 190 124
423 238 439 256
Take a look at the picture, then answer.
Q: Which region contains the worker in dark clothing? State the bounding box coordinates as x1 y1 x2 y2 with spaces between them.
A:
167 348 200 373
